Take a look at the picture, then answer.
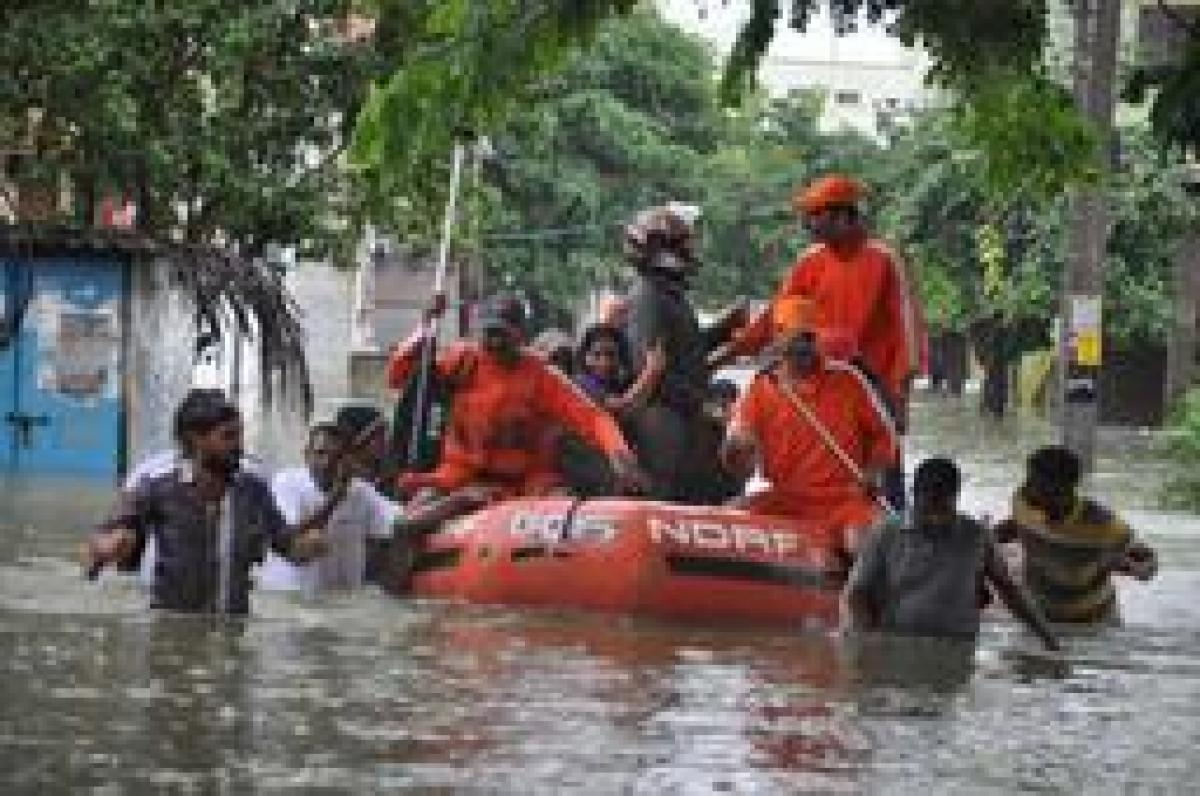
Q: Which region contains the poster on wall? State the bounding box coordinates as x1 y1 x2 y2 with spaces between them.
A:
35 293 121 405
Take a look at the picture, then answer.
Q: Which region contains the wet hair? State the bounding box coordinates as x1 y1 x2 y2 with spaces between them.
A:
913 457 961 503
173 389 238 450
307 421 343 448
576 323 633 381
335 405 384 445
479 293 528 333
1027 446 1081 490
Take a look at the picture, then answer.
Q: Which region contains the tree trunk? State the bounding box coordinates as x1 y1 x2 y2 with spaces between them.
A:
1165 229 1200 408
1061 0 1121 472
981 357 1010 419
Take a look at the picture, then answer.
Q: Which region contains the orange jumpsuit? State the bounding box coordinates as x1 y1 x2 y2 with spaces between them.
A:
733 236 924 409
387 338 631 496
729 359 897 550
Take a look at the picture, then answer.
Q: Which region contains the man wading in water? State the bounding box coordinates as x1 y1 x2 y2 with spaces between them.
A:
83 392 337 614
843 457 1059 650
996 446 1158 625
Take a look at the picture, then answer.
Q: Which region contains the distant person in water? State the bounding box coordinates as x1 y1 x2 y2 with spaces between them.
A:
258 421 401 596
83 392 336 615
842 457 1059 650
995 446 1158 625
332 405 390 491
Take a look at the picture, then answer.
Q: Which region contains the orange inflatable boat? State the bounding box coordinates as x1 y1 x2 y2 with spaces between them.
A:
408 497 847 628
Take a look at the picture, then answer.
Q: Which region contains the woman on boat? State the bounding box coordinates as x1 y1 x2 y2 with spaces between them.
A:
574 323 665 420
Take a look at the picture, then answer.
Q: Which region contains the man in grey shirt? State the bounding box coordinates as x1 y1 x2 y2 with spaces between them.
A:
842 457 1058 650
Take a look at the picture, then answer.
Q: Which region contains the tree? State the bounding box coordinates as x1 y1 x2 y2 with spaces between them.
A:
469 8 721 311
468 11 881 317
0 0 400 257
0 1 409 408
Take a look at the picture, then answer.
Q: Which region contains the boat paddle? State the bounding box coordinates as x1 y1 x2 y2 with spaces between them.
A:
766 366 901 522
406 139 468 469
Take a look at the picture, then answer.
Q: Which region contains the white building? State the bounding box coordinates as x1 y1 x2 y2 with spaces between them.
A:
656 0 939 139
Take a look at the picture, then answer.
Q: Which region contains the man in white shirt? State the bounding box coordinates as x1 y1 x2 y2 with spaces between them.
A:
257 422 401 595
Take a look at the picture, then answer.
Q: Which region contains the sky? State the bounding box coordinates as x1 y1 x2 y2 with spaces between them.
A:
655 0 924 67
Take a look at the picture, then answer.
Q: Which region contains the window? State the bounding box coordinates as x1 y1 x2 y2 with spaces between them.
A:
834 90 861 107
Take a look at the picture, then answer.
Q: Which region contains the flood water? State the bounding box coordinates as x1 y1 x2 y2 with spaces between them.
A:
2 395 1198 792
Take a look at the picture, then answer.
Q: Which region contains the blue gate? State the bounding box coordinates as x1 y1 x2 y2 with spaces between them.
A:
1 258 125 476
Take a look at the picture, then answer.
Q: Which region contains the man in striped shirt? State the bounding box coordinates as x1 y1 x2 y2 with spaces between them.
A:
996 446 1159 624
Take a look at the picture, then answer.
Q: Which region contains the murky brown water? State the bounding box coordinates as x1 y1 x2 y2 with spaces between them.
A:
2 395 1199 792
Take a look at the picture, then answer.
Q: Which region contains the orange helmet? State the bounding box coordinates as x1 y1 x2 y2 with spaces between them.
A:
793 174 865 216
770 296 815 339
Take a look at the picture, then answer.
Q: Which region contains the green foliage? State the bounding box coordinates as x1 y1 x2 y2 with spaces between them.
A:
458 9 1189 348
1104 128 1199 344
1163 387 1200 510
349 0 638 233
471 9 719 303
871 114 1188 350
721 0 1048 104
949 72 1101 201
0 0 399 259
469 9 889 311
1126 33 1200 158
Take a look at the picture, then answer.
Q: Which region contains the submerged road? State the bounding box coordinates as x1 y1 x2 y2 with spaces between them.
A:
1 395 1198 792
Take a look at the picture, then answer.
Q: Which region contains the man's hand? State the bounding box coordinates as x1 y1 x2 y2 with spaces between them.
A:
720 433 758 480
291 528 329 562
425 292 448 322
82 529 137 578
1117 543 1158 582
610 451 649 495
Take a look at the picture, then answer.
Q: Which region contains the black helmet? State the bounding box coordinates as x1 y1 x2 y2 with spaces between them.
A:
622 203 700 273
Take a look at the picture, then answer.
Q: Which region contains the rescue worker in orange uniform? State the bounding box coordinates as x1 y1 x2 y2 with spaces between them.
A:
386 294 643 525
720 297 899 557
715 174 924 506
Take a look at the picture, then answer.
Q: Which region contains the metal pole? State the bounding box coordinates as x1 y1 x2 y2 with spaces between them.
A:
407 141 467 465
1060 0 1120 472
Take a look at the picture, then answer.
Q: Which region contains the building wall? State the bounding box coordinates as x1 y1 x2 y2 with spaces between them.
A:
126 259 196 468
761 55 935 136
656 0 939 139
348 239 463 409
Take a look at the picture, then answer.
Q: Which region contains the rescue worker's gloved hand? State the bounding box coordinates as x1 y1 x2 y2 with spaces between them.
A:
609 451 649 496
